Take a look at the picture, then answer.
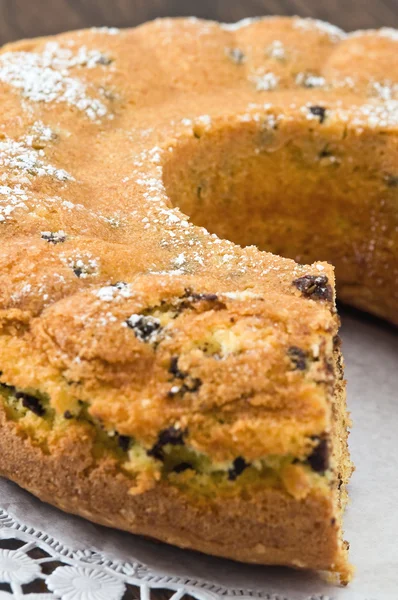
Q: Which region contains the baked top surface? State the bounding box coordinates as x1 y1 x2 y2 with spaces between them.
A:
0 16 396 461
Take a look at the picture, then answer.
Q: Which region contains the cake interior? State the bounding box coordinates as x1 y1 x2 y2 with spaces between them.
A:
163 115 396 319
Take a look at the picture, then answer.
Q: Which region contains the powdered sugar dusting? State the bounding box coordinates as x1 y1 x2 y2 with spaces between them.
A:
296 73 326 89
0 42 110 120
349 27 398 42
90 27 120 36
61 252 100 278
0 135 73 181
293 17 346 42
94 282 133 302
266 40 286 60
221 18 259 32
0 184 29 222
250 72 279 92
336 100 398 129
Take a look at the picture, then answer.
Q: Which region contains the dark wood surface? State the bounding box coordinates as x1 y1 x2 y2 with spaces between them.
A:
1 0 398 45
0 0 397 596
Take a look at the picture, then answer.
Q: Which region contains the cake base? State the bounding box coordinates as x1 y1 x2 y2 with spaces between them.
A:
0 397 352 584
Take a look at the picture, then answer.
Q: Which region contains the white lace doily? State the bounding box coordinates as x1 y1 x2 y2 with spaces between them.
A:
0 507 284 600
0 312 396 600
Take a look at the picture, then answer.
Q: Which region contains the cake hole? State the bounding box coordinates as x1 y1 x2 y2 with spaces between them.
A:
162 120 396 309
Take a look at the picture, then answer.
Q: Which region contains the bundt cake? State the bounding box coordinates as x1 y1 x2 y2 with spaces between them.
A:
0 14 397 584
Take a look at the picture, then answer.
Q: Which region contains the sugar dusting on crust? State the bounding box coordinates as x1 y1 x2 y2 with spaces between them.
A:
250 72 279 92
266 40 286 60
220 18 260 32
0 121 76 223
0 42 111 120
349 27 398 41
60 252 100 278
0 135 73 181
94 283 133 302
296 73 327 89
90 27 120 35
0 184 29 223
293 17 346 41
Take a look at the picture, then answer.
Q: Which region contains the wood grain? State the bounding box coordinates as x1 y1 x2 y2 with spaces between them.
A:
1 0 398 45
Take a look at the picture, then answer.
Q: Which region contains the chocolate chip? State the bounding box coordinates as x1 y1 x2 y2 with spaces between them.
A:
64 410 73 419
385 174 398 188
73 267 84 278
293 275 333 301
309 106 327 123
118 435 131 452
41 231 67 244
228 457 249 481
169 356 187 379
183 289 218 303
226 47 246 65
97 54 113 65
331 517 336 526
173 462 193 473
184 377 202 393
148 426 186 460
319 145 333 158
288 346 308 370
168 357 202 396
190 292 219 302
167 377 202 398
125 315 162 342
307 436 329 473
15 392 45 417
112 281 128 289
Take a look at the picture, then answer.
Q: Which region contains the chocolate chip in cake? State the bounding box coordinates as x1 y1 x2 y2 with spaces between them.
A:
41 231 67 244
15 392 45 417
307 436 329 473
112 281 128 289
173 462 193 473
190 292 219 302
293 275 333 301
186 377 202 392
148 426 187 460
97 54 114 66
288 346 308 370
228 457 249 481
167 376 202 398
118 435 131 452
125 314 162 342
168 356 202 396
73 267 84 278
226 47 246 65
64 410 73 419
169 356 187 379
319 145 333 158
309 106 327 123
384 174 398 188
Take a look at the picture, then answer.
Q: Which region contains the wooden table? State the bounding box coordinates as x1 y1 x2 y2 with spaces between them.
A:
0 0 396 597
0 0 398 44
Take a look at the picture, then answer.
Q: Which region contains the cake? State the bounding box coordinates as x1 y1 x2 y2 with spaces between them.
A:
0 15 397 584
